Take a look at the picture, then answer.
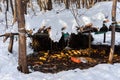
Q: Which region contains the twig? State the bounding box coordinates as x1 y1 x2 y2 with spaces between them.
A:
5 10 8 29
70 5 83 32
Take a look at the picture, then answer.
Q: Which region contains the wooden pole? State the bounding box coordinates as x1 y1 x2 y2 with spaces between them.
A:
16 0 29 73
108 0 117 63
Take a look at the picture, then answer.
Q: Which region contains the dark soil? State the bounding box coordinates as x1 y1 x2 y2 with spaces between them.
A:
27 45 120 73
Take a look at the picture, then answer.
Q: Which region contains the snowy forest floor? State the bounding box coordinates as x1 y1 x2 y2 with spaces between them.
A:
27 45 120 73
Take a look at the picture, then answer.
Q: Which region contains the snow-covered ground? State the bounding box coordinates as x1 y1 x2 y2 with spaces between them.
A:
0 1 120 80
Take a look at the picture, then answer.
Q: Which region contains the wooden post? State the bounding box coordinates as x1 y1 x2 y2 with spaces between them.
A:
108 0 117 63
16 0 29 73
89 31 91 48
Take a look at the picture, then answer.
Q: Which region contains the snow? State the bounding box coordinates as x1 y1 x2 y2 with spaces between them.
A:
92 31 120 45
24 2 120 42
0 1 120 80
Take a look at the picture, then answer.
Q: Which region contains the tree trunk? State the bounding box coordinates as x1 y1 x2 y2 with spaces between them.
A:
37 0 42 11
82 0 85 8
77 0 80 8
47 0 52 10
108 0 117 63
65 0 69 9
12 1 17 25
10 0 14 15
16 0 29 73
22 0 29 14
6 0 9 11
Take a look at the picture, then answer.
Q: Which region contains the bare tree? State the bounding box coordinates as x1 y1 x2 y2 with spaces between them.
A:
16 0 29 73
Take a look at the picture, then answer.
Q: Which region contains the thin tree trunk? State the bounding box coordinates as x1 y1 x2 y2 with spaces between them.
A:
82 0 85 8
77 0 80 9
6 0 9 11
37 0 42 11
28 0 36 15
85 0 89 9
92 0 95 6
16 0 29 73
47 0 52 10
12 0 18 25
5 9 8 28
65 0 69 9
108 0 117 63
10 0 14 15
5 0 9 28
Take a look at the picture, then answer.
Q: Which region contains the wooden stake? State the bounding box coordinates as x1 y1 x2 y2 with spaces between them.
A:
103 33 106 43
